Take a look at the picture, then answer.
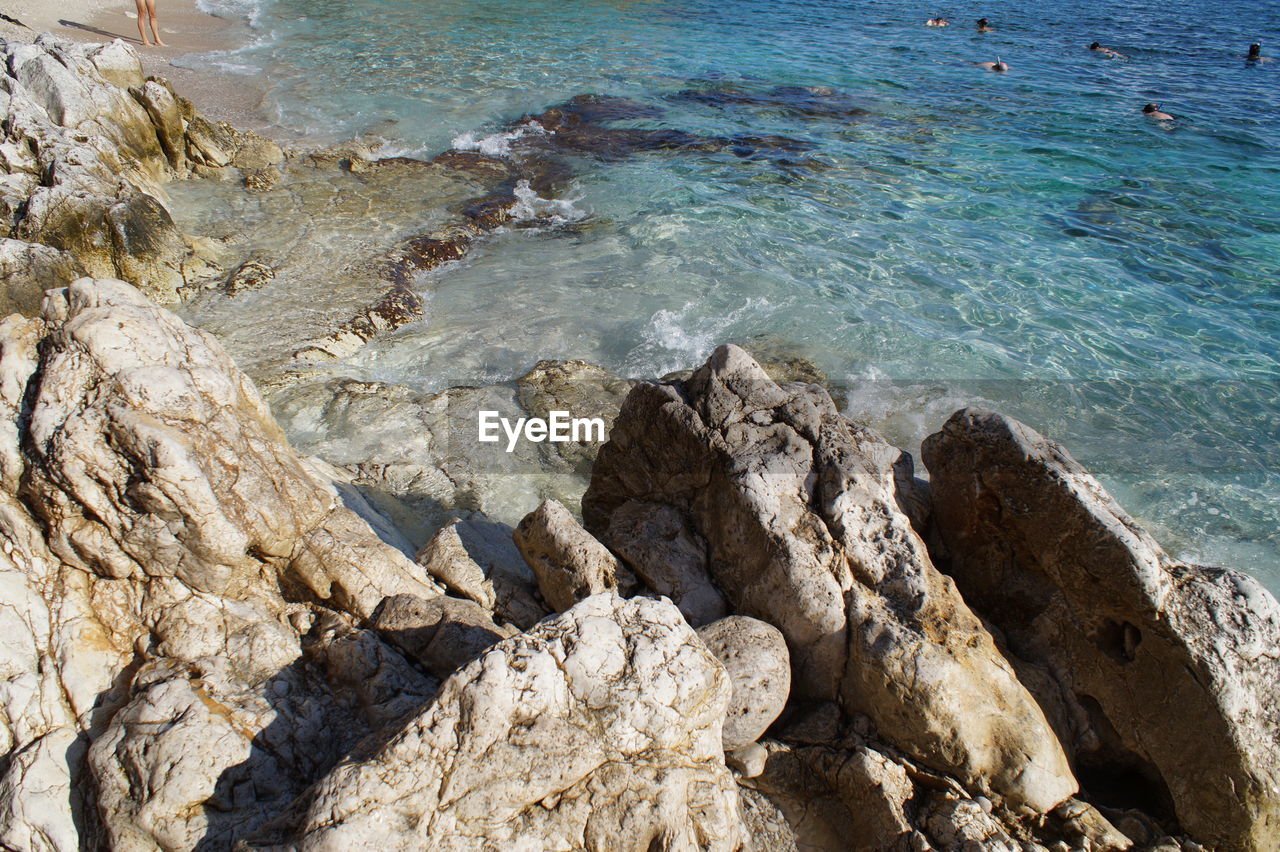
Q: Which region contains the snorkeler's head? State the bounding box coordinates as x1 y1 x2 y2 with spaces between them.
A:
1090 42 1101 50
1143 103 1159 113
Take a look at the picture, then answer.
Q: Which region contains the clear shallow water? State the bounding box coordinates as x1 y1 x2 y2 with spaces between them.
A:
181 0 1280 585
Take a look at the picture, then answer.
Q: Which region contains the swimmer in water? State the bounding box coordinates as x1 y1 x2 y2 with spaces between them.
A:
1246 43 1271 63
977 18 993 33
1089 42 1126 59
976 57 1009 71
1143 103 1173 121
926 15 950 27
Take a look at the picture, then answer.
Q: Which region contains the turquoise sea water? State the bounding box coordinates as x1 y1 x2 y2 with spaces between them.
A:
183 0 1280 586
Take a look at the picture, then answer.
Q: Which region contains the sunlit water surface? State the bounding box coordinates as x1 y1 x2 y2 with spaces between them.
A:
177 0 1280 586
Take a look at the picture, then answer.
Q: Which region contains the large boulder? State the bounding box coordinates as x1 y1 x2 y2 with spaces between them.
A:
0 277 456 849
582 344 1077 813
23 278 440 616
268 594 748 851
923 408 1280 851
0 36 236 301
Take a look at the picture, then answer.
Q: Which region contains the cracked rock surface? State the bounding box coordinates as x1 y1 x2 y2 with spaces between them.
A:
0 277 445 850
264 593 746 851
924 407 1280 852
0 35 251 302
583 343 1078 813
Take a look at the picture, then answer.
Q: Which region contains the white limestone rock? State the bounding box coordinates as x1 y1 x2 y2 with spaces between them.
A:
22 277 439 613
515 498 636 612
582 344 1078 814
923 407 1280 852
696 616 791 749
275 594 747 851
0 35 234 300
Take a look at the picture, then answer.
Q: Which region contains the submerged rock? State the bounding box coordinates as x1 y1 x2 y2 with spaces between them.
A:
224 259 275 294
517 358 635 474
292 282 424 362
669 82 872 122
583 344 1077 813
923 408 1280 851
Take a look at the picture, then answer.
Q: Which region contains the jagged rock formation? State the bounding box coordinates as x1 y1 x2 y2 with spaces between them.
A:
0 283 1272 851
0 277 443 849
259 594 746 851
0 38 1275 850
582 343 1078 814
0 35 282 305
923 408 1280 852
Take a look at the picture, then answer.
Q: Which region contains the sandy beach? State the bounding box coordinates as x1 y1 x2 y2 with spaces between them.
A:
1 0 278 133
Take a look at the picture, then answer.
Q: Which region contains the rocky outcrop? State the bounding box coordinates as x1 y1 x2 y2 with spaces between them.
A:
583 344 1078 814
0 277 449 849
23 277 439 615
0 35 292 308
923 408 1280 851
263 594 747 851
0 282 1271 850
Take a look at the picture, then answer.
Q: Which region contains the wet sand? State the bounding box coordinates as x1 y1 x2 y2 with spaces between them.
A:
0 0 280 135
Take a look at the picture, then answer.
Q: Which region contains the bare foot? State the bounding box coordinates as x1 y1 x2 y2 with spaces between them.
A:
155 39 168 46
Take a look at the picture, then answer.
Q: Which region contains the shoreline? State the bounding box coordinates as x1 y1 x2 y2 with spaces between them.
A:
1 0 282 136
0 26 1278 852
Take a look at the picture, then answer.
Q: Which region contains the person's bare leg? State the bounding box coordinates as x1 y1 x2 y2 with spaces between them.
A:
134 0 151 44
146 0 166 46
